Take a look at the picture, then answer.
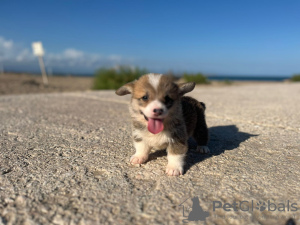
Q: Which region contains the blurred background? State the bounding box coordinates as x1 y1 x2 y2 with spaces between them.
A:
0 0 300 94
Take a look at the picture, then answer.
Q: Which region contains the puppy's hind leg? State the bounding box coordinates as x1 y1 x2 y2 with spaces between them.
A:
197 145 210 154
193 102 210 154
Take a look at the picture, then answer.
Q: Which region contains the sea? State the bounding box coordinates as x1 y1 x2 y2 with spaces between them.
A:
6 70 291 81
205 75 290 81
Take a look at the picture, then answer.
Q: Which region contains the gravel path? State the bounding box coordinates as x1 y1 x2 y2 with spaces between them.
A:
0 83 299 225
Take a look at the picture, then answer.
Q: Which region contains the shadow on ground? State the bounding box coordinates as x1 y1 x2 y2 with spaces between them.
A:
208 125 258 155
148 125 258 173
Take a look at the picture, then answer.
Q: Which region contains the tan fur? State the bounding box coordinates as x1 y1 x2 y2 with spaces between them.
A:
116 73 209 176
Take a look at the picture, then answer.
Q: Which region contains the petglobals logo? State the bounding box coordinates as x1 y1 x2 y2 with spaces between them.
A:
179 197 209 224
213 200 298 212
178 197 298 224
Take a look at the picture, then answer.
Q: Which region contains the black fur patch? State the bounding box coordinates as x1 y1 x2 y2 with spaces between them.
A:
164 95 174 109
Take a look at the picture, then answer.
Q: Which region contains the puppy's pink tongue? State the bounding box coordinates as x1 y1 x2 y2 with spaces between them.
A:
148 118 164 134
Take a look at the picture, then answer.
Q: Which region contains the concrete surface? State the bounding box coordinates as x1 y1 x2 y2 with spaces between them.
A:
0 83 299 225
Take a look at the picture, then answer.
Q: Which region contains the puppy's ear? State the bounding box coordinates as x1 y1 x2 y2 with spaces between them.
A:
178 82 195 95
115 81 135 96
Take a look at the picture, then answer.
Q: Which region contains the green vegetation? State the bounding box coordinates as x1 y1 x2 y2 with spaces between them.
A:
223 79 233 85
290 74 300 82
93 67 212 90
182 73 210 84
93 66 147 90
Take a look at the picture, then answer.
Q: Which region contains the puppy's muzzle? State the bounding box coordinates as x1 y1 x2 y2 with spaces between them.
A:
153 108 164 116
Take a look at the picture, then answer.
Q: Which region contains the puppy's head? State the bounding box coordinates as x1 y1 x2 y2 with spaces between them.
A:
116 73 195 134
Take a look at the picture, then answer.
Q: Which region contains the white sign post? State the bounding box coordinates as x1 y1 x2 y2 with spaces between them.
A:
0 52 4 75
32 42 48 85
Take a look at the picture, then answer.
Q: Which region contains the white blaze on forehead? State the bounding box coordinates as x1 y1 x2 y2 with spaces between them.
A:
148 73 162 90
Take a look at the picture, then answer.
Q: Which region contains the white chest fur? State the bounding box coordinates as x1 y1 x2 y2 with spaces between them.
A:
133 129 173 150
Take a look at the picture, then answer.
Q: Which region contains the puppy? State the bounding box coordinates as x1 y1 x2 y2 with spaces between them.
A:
116 73 209 176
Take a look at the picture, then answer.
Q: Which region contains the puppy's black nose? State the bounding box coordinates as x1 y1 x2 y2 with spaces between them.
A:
153 108 163 115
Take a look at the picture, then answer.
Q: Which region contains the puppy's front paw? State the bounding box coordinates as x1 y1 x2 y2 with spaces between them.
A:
130 154 148 164
197 145 210 154
166 165 183 176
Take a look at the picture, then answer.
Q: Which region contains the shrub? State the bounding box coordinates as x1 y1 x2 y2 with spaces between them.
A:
93 66 147 90
223 79 233 85
290 74 300 82
182 73 210 84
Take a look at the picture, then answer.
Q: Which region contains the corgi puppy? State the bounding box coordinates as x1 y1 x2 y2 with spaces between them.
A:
116 73 209 176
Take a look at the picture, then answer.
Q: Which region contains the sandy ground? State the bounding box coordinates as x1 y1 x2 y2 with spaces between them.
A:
0 73 93 95
0 82 299 225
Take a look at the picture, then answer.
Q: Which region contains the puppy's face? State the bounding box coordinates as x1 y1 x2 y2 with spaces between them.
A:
116 73 195 134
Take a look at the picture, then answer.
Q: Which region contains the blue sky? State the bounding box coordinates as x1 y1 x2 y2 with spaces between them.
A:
0 0 300 76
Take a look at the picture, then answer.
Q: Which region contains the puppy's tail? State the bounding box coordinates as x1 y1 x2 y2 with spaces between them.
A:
199 102 206 111
192 101 209 146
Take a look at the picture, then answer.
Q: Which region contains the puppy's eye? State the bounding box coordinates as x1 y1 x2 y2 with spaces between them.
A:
142 95 148 101
165 95 174 108
165 95 173 103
